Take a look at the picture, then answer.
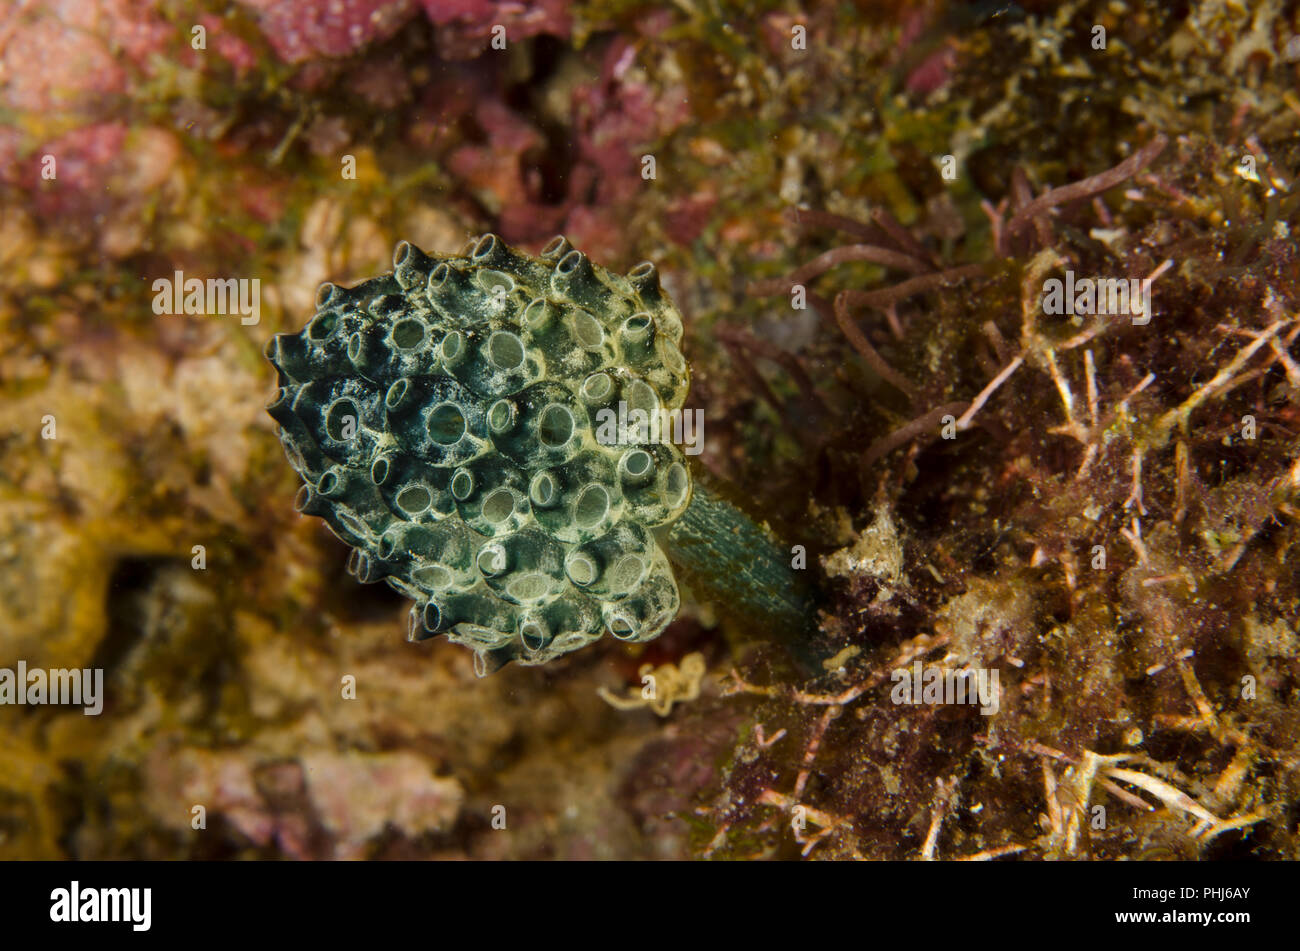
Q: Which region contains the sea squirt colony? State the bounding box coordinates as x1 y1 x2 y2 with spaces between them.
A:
265 234 694 674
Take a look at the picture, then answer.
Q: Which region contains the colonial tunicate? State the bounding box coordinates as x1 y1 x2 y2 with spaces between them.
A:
266 234 693 674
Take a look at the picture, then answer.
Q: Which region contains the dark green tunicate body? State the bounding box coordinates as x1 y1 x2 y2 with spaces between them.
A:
266 235 692 675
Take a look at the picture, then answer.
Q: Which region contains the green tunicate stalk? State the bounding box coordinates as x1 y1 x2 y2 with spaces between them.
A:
267 232 821 673
664 480 820 668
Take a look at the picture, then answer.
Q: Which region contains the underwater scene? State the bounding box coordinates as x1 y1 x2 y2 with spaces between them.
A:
1 0 1299 867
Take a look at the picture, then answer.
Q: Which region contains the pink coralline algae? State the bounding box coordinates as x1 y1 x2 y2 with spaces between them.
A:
436 38 690 255
559 41 691 251
421 0 568 32
0 1 191 115
23 123 182 259
238 0 420 63
237 0 571 64
422 0 571 54
146 746 463 860
898 6 957 94
448 98 560 237
30 123 130 217
1 1 259 145
1 17 127 115
905 45 958 95
197 14 261 74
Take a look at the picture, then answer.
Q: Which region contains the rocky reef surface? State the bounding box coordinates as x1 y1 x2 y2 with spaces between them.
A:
1 0 1298 860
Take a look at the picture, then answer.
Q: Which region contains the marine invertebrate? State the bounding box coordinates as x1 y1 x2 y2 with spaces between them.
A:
597 651 707 716
266 234 812 673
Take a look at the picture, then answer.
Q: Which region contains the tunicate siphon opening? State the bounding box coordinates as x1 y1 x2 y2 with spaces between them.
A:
280 433 305 473
505 573 551 603
308 311 337 340
325 399 358 441
317 469 341 497
395 484 432 516
487 331 524 369
580 372 614 404
477 545 507 576
608 554 646 594
622 313 652 342
476 270 514 296
522 298 552 330
574 484 610 527
520 620 549 651
482 488 516 524
412 565 453 590
314 283 338 309
451 469 475 500
428 403 466 445
572 310 604 350
391 318 426 349
660 339 686 373
538 404 574 447
440 331 466 366
541 236 570 259
665 463 689 509
487 399 515 433
565 552 598 587
557 250 584 274
619 449 653 485
385 379 410 411
608 612 638 640
335 511 367 539
529 472 558 507
625 380 658 416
